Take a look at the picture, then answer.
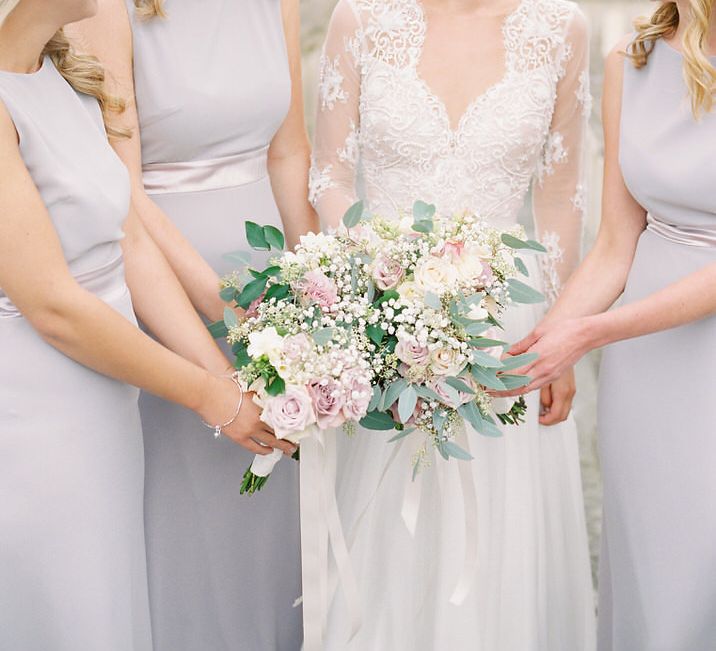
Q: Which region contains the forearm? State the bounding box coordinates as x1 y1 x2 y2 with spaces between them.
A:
121 211 230 375
585 259 716 348
268 147 319 248
543 239 635 326
131 189 226 320
35 286 212 413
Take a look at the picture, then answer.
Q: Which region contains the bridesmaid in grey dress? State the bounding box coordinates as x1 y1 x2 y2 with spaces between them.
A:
0 1 292 649
502 5 716 649
71 1 317 649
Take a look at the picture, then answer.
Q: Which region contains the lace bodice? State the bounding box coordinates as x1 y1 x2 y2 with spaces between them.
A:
310 0 590 301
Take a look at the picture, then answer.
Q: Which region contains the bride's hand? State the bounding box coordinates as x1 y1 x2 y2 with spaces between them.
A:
200 377 297 456
539 368 576 426
500 317 594 395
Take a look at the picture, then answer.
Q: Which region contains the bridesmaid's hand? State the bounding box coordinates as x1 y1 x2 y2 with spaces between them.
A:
539 369 576 426
201 378 297 456
499 317 595 395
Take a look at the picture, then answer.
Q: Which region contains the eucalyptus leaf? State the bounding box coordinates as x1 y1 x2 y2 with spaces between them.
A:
498 374 532 390
245 221 269 250
397 385 418 424
415 385 442 402
263 265 282 277
424 291 442 310
388 427 416 443
223 306 239 329
432 409 447 434
471 365 507 391
507 278 545 304
458 401 483 432
514 257 529 276
219 286 236 302
469 349 504 368
413 200 436 221
368 385 382 413
312 327 335 346
464 321 493 336
382 378 408 411
442 440 474 461
263 225 285 251
412 219 434 234
469 337 508 349
499 352 538 372
342 200 364 228
475 417 503 438
208 320 228 339
439 382 461 407
525 239 547 252
445 376 476 395
501 234 546 252
222 250 252 266
436 441 450 461
234 346 251 369
360 410 396 430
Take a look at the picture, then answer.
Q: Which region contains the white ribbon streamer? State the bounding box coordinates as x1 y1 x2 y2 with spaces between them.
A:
449 431 479 605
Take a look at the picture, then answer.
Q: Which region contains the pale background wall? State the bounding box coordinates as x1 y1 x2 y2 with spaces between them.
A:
299 0 652 582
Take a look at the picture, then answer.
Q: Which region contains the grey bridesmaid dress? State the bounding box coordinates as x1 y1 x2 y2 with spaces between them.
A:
126 2 302 649
0 58 152 650
598 39 716 650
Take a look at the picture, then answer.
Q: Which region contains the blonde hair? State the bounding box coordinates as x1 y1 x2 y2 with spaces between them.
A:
0 0 128 138
628 0 716 117
133 0 166 19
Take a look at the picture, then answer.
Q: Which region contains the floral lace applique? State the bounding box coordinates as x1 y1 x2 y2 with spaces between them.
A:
309 159 335 206
319 54 349 111
575 69 592 117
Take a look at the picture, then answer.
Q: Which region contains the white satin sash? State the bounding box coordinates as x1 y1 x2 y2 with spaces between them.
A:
646 212 716 248
142 146 269 195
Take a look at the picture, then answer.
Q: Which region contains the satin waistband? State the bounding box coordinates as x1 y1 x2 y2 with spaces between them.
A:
646 213 716 248
142 146 269 195
0 255 127 320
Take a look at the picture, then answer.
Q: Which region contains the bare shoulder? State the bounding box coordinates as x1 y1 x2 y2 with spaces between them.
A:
603 34 632 101
65 0 132 57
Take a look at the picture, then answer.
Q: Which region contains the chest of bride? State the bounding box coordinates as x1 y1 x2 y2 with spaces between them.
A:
357 59 557 176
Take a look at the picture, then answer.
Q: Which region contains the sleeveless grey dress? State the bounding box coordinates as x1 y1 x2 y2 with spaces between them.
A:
126 2 302 649
0 58 152 651
597 39 716 650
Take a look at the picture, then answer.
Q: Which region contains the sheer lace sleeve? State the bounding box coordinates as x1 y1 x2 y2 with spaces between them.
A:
532 9 591 305
309 0 363 229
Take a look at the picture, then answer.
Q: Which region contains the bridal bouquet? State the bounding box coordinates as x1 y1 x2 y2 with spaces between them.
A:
214 201 545 492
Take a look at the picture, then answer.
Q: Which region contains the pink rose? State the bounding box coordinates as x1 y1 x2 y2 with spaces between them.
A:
282 333 313 364
260 386 316 440
308 378 346 429
437 240 465 260
395 338 430 367
296 269 338 309
372 254 404 291
430 377 475 409
342 373 372 421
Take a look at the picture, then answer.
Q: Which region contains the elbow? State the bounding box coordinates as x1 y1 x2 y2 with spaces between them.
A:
27 288 86 349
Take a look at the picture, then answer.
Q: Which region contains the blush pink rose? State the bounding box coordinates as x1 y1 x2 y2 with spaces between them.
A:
296 269 338 309
308 378 346 430
443 240 465 259
260 386 316 440
245 289 267 318
395 338 430 367
342 373 373 421
430 378 475 409
372 254 404 290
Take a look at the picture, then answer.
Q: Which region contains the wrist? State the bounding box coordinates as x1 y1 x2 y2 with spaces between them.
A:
579 313 611 351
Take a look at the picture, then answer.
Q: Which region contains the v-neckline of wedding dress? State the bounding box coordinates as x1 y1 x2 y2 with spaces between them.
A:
411 0 528 135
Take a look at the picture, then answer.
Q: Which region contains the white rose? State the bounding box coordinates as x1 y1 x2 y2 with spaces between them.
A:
247 327 284 366
414 256 459 295
454 243 491 283
466 303 489 321
398 215 414 234
397 280 423 302
492 395 517 416
430 346 466 376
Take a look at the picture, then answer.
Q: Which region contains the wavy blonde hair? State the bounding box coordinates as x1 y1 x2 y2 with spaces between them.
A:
133 0 166 19
627 0 716 116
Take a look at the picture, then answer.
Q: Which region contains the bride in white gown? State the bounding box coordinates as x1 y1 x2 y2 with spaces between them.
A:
309 0 596 648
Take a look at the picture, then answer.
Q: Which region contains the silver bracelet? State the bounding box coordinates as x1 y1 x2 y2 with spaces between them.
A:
202 372 244 439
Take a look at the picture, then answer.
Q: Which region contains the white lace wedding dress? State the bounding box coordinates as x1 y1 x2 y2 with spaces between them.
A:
309 0 596 648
